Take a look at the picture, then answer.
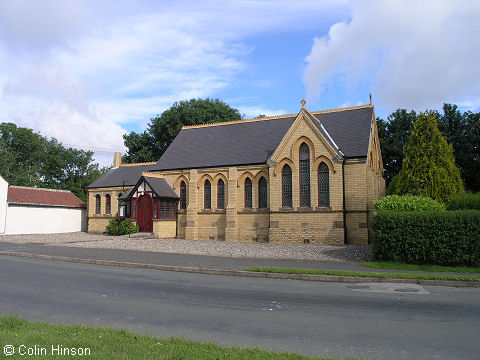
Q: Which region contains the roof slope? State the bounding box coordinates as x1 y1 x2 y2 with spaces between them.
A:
120 176 179 200
87 163 156 189
155 115 295 171
154 105 373 171
317 107 373 158
8 186 86 208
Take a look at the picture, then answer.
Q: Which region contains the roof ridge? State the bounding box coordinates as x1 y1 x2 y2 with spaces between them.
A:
181 104 373 129
310 104 373 114
8 201 85 208
182 113 298 129
119 162 156 167
142 172 164 179
9 186 73 193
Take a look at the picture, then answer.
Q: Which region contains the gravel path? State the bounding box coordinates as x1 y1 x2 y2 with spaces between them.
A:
0 232 372 262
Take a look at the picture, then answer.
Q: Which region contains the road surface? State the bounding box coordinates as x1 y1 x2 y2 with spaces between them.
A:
0 256 479 359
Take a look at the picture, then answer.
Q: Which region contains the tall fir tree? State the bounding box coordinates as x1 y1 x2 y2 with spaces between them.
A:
395 112 464 204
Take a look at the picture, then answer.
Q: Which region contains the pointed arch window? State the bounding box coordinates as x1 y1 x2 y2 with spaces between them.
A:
258 177 267 209
299 142 311 207
105 194 111 214
244 177 252 208
318 162 330 207
95 195 101 214
217 179 225 209
282 165 292 208
204 179 211 209
180 180 187 210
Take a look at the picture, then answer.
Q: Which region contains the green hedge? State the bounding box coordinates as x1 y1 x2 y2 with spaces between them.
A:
373 210 480 266
447 193 480 210
105 218 139 235
374 195 445 212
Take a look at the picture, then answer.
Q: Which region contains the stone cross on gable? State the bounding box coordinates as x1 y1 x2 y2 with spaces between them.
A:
301 99 306 107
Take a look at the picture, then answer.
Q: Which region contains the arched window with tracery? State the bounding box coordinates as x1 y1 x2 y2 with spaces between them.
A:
244 177 252 208
204 179 211 209
258 177 267 208
299 142 311 207
217 179 225 209
105 194 111 214
95 195 101 214
180 180 187 210
318 162 330 207
282 165 292 208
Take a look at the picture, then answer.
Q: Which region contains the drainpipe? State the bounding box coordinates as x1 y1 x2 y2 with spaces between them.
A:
342 158 347 244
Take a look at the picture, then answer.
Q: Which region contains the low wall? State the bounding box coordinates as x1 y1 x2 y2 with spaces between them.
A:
153 219 176 238
5 204 87 234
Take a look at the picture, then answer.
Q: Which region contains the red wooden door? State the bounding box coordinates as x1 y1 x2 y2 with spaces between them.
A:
136 194 153 232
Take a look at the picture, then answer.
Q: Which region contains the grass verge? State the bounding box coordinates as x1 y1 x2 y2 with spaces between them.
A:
0 315 353 360
246 267 480 282
361 262 480 274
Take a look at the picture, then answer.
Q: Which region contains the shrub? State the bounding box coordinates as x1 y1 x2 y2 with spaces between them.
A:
373 210 480 266
386 175 399 195
374 195 445 212
105 218 140 235
447 193 480 210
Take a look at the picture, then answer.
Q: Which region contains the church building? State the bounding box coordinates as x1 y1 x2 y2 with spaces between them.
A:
86 102 385 244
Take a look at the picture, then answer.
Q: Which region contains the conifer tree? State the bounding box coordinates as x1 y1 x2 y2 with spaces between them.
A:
395 112 464 204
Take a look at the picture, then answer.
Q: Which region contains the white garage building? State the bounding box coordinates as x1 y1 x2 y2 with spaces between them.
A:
0 175 87 234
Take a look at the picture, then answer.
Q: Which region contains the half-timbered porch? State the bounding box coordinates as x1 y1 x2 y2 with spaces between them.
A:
119 174 179 237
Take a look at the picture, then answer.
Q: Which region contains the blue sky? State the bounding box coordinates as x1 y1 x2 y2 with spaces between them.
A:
0 0 479 166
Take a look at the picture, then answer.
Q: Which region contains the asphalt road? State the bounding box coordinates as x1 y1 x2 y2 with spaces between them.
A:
0 256 479 360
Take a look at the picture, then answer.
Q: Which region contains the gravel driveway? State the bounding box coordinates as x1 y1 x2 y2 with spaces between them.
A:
0 232 372 262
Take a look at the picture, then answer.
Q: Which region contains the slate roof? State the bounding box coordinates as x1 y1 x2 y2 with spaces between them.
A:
121 176 179 200
154 105 374 171
8 186 86 208
87 163 156 189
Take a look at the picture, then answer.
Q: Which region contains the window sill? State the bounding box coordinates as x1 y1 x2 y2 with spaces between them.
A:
315 206 332 211
296 206 313 212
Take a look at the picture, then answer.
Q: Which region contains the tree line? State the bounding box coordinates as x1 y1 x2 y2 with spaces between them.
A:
0 123 107 201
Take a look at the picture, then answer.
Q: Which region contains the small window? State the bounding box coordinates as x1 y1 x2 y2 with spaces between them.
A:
95 195 101 214
154 198 158 218
204 180 211 209
258 177 267 209
105 194 111 215
180 181 187 210
217 179 225 209
318 162 330 207
282 165 292 208
160 200 165 218
166 201 171 218
132 197 137 218
171 201 176 219
244 177 252 208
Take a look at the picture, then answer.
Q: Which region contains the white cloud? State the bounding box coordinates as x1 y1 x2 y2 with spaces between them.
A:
0 0 349 166
238 105 287 119
304 0 480 111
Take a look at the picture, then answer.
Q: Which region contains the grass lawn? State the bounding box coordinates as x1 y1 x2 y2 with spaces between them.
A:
246 267 480 282
361 262 480 274
0 315 356 360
